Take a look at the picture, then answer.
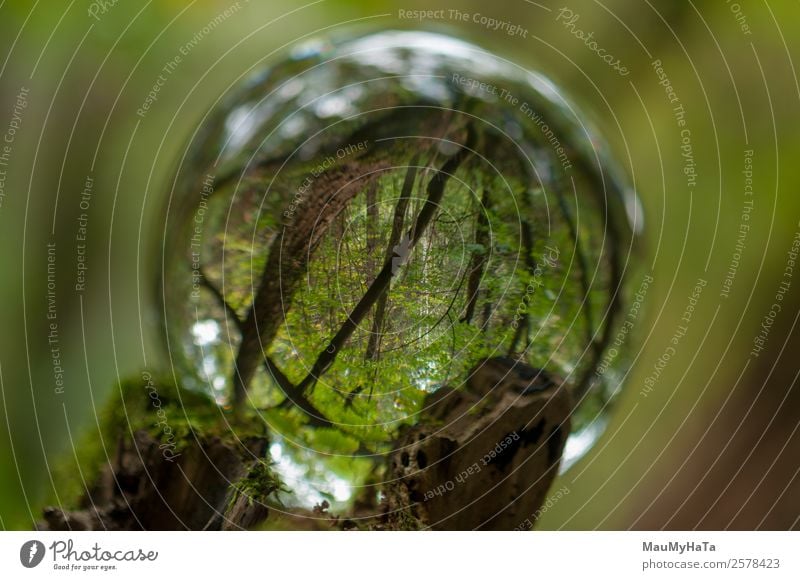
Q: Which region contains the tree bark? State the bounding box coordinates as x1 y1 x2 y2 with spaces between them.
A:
366 158 419 361
201 268 333 427
462 188 491 324
385 358 572 530
232 158 389 408
39 431 269 531
295 129 475 395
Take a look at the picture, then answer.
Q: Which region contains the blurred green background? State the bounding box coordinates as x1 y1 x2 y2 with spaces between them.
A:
1 0 798 530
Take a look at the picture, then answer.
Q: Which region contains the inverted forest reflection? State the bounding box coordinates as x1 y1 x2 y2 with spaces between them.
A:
162 31 640 509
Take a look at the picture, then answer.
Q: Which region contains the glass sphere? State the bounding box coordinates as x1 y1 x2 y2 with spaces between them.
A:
160 30 641 508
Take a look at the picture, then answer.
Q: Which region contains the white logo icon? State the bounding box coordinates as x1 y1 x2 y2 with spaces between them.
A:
20 540 46 568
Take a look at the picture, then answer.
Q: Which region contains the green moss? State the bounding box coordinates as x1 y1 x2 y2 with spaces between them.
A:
48 372 266 511
387 502 425 531
228 460 286 510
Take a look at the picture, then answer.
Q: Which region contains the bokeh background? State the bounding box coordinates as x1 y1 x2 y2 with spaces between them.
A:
1 0 798 530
